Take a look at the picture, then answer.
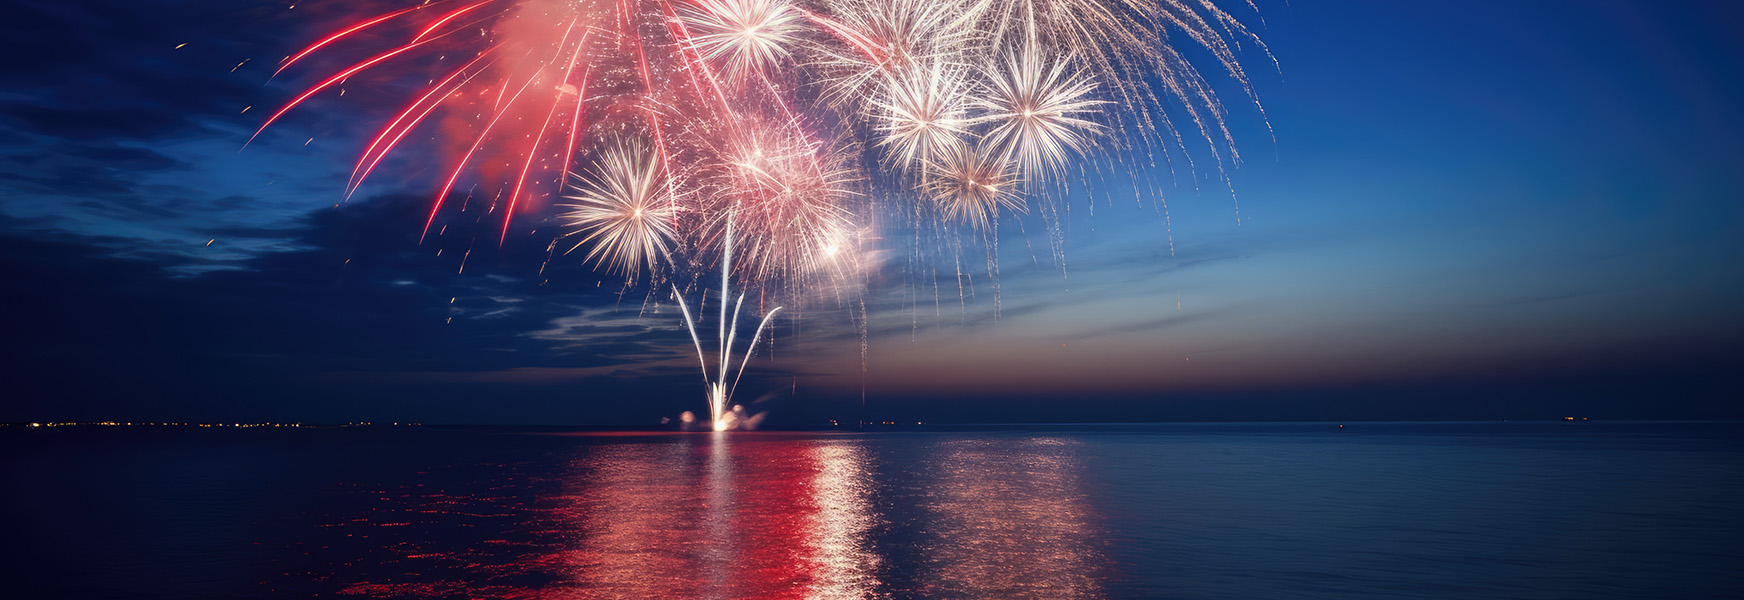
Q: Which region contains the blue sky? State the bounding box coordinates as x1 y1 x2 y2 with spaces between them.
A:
1 0 1739 424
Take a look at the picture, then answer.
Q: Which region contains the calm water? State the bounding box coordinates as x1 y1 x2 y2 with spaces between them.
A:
2 422 1740 599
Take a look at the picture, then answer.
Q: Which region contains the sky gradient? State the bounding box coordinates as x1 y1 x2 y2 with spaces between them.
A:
2 0 1740 424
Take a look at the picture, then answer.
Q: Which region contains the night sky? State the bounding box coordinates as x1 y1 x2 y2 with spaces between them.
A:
3 0 1740 425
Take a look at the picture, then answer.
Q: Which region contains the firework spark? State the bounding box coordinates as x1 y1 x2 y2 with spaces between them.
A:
714 123 859 283
672 219 785 431
806 0 970 106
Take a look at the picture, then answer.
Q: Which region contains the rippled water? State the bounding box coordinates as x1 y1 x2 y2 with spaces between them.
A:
3 422 1740 599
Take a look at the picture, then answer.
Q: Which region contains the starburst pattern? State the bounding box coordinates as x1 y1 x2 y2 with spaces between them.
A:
257 0 1269 261
715 124 859 282
558 141 678 279
681 0 802 84
962 0 1272 168
807 0 971 105
925 140 1025 230
979 46 1107 178
873 58 973 170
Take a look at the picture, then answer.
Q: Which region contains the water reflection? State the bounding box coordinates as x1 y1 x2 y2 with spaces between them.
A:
920 436 1104 599
807 440 881 599
562 440 709 598
294 432 1102 599
556 433 885 599
14 425 1740 599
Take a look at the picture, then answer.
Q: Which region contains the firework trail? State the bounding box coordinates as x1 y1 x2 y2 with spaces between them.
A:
672 217 785 430
257 0 1270 425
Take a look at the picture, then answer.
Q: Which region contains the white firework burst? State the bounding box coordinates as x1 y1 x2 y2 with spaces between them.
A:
809 0 972 107
965 0 1273 169
559 141 679 278
716 124 859 281
979 46 1107 179
873 57 973 171
924 140 1024 230
680 0 803 83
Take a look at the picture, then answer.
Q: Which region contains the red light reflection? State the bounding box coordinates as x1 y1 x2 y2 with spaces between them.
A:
312 433 1100 599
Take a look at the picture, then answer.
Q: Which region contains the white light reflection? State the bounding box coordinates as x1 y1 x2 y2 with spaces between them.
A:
806 439 880 600
705 431 737 600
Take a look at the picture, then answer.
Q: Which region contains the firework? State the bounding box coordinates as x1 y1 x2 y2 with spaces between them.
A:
558 140 678 279
257 0 1271 424
925 140 1024 230
805 0 971 106
959 0 1272 168
713 123 859 283
872 57 973 170
680 0 803 85
672 219 785 431
978 46 1107 179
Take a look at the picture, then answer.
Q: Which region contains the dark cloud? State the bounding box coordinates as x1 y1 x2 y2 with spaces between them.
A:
0 0 451 243
0 2 289 142
0 191 710 424
1 210 1735 427
0 144 185 203
0 107 212 142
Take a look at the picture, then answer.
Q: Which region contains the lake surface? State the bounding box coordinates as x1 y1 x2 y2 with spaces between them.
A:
2 422 1740 599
